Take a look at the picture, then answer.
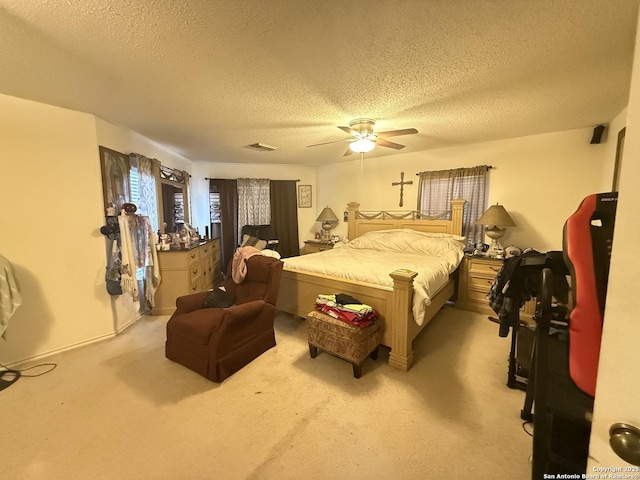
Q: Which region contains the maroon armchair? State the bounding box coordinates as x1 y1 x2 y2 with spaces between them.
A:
165 255 284 382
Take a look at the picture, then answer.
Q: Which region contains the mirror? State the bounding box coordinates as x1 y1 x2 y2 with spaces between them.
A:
160 180 189 233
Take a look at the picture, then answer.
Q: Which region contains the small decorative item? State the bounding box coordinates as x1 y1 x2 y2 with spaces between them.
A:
298 185 312 208
504 246 522 259
106 205 116 216
122 203 137 215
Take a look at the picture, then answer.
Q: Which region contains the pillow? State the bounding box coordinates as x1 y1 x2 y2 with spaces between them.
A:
241 234 267 250
241 234 259 247
347 229 465 262
261 249 282 259
203 287 236 308
405 230 467 243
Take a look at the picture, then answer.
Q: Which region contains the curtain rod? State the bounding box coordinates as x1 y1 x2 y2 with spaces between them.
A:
204 177 301 181
415 165 493 176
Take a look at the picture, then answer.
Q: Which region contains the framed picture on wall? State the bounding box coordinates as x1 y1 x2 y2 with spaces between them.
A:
298 185 312 208
612 127 626 192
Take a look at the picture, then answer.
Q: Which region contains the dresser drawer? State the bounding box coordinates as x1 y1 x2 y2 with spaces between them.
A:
189 263 201 281
469 275 495 292
467 259 503 276
467 288 490 303
187 249 200 266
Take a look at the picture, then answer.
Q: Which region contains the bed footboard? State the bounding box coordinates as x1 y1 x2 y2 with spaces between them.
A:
276 267 444 371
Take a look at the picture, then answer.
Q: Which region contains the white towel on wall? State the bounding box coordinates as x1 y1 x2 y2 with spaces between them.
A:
0 254 22 338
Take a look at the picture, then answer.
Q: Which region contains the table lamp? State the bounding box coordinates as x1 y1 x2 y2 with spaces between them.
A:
476 203 516 257
316 207 339 241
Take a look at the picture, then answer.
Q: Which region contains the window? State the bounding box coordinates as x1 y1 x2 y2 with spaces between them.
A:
129 164 140 207
127 164 145 282
417 165 490 249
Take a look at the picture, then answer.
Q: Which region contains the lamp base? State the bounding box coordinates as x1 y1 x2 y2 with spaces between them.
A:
484 227 505 258
321 223 333 241
486 240 503 258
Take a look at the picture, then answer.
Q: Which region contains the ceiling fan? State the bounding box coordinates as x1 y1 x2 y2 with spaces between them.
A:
307 118 419 156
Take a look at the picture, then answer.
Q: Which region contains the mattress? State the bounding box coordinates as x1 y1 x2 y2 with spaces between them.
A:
284 229 465 325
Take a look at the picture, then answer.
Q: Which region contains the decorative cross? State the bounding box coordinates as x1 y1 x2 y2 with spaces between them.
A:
392 172 413 207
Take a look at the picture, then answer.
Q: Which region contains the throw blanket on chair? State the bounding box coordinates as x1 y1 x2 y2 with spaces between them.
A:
231 246 262 284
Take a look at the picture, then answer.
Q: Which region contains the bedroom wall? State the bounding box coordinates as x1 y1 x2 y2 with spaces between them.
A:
317 126 617 252
0 93 115 365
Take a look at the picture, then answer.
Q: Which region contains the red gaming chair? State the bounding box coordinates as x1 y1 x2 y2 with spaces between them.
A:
562 192 617 396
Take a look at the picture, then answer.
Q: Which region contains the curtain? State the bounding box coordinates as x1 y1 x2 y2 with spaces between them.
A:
99 146 131 212
184 171 191 224
417 165 490 249
131 153 159 232
237 178 271 243
210 179 238 274
270 180 300 258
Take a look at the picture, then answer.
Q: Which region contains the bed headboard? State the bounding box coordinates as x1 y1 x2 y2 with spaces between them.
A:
346 199 466 240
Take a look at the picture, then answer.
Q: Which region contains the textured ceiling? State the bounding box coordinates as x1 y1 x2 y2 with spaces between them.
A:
1 1 638 165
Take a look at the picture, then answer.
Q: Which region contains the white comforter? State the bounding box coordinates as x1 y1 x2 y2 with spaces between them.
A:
284 229 465 326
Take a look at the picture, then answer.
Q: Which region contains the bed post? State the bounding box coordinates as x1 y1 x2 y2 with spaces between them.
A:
346 202 360 240
388 269 418 371
450 199 466 235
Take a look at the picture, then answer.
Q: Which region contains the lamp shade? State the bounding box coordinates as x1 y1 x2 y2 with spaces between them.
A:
476 204 516 227
316 207 339 223
349 138 375 153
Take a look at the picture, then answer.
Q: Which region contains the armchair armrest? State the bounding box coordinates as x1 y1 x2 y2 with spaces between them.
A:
175 291 211 315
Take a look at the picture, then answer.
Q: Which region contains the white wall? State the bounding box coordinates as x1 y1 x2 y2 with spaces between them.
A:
318 127 614 252
95 118 193 173
587 8 640 467
0 94 115 365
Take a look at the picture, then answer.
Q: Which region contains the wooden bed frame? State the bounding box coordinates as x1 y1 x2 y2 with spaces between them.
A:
276 199 466 371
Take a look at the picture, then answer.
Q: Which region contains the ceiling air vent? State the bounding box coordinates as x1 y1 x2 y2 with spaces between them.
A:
246 143 277 152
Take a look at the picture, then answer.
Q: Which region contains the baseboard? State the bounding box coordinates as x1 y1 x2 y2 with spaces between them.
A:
3 312 143 369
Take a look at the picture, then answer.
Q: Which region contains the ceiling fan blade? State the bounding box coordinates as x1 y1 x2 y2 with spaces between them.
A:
376 138 406 150
343 147 354 156
337 126 354 134
376 128 418 138
307 138 349 147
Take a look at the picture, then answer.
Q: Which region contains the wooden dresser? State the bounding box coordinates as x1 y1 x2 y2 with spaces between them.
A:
456 255 535 321
151 238 220 315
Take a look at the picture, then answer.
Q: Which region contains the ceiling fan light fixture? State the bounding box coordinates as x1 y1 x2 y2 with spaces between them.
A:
349 138 375 153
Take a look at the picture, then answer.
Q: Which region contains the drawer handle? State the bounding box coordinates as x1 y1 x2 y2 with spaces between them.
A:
192 269 198 275
203 247 209 253
490 266 500 272
190 253 196 259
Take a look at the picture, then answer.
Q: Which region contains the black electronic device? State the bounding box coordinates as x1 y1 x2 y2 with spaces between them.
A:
0 369 20 391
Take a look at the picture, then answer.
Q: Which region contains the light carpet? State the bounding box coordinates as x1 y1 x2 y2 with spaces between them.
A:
0 305 533 479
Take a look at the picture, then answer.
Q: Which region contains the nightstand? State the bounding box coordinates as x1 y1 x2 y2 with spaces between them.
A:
303 240 334 254
456 255 535 321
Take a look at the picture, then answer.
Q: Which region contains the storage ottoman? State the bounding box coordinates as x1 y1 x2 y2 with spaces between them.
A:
307 310 381 378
